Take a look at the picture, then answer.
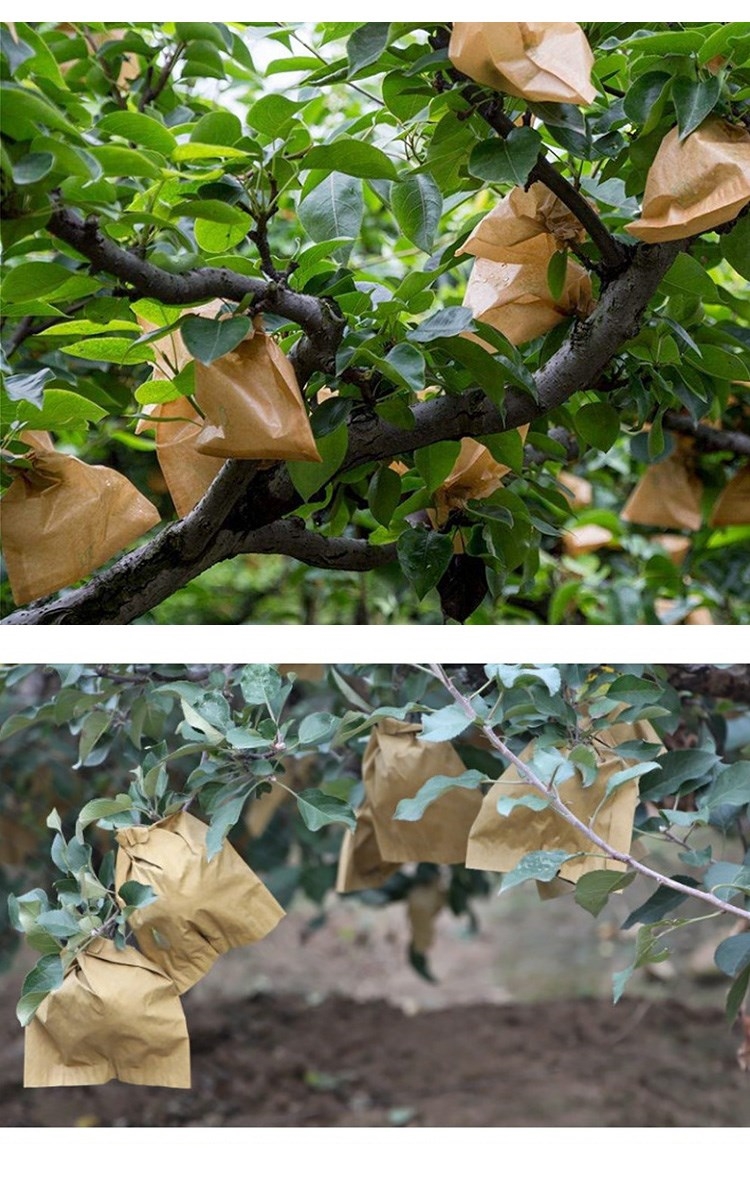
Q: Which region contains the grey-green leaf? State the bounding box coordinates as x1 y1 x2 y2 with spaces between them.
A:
296 788 356 832
391 173 442 252
468 128 542 186
394 769 487 821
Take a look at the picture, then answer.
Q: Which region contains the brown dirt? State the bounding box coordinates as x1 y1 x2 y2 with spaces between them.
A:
1 891 748 1128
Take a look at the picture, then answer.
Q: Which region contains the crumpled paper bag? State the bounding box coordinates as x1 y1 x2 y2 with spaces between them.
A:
466 717 663 883
337 719 483 892
709 465 750 526
462 183 587 264
1 431 160 606
193 322 322 462
449 22 596 106
464 254 594 347
24 938 190 1088
621 441 703 531
428 432 528 528
115 811 285 993
626 119 750 242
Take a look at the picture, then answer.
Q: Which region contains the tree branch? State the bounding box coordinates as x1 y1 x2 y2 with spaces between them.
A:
665 664 750 705
2 238 684 625
662 412 750 458
46 207 345 381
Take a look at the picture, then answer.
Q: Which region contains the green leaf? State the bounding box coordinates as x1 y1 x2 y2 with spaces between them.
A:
714 933 750 979
0 83 79 138
575 870 635 917
394 769 487 821
172 142 252 163
705 861 750 902
485 664 562 696
298 712 339 745
501 850 574 893
303 139 398 181
368 464 402 527
172 199 250 225
397 528 453 600
194 213 252 252
574 403 621 451
239 664 283 707
74 709 112 768
623 71 671 127
408 306 474 343
288 420 348 501
12 151 54 185
6 389 106 432
296 788 356 832
97 111 176 154
722 218 750 282
90 144 162 178
35 909 80 938
382 342 426 392
76 794 134 836
134 378 183 406
174 22 227 47
413 441 461 493
180 315 250 365
246 94 301 136
495 793 549 816
672 76 721 141
418 704 471 743
698 22 750 65
468 128 542 186
698 762 750 812
118 880 158 908
603 760 661 799
190 111 242 145
689 344 749 382
17 954 64 1026
726 964 750 1023
179 698 225 744
2 262 74 303
61 337 155 364
347 23 391 75
298 172 364 246
639 749 719 801
661 254 719 303
391 173 442 252
621 878 698 928
547 249 568 302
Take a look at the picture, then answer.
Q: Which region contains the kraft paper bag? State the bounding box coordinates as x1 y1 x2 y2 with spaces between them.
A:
653 533 691 564
709 466 750 526
245 782 289 839
115 811 285 993
626 120 750 243
194 323 322 462
407 880 447 956
1 431 160 606
559 471 593 510
336 799 403 893
621 444 703 532
428 432 528 528
362 718 482 865
655 598 714 625
277 663 328 681
149 397 224 518
449 22 596 106
464 254 594 347
24 938 190 1088
466 717 663 884
562 524 616 556
462 183 587 264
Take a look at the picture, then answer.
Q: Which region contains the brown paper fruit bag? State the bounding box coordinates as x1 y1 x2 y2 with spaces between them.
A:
562 524 616 556
115 811 285 993
709 465 750 526
360 718 482 865
24 938 190 1088
449 22 596 106
464 254 594 347
621 444 703 532
625 120 750 243
336 799 403 893
428 433 528 528
149 396 224 518
466 717 662 884
193 325 321 462
462 183 587 264
1 431 160 606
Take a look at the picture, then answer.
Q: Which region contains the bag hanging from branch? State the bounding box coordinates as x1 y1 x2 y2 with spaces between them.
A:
449 22 596 106
562 524 617 556
115 811 285 994
428 432 529 528
1 431 160 606
709 465 750 527
466 717 663 884
559 471 593 510
24 938 190 1088
146 396 224 518
621 439 703 532
338 719 483 893
336 799 403 893
193 321 322 462
462 183 587 264
464 254 594 347
625 119 750 242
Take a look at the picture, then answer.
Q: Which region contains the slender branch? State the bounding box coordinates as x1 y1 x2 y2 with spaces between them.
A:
430 664 750 926
1 238 684 625
662 412 750 458
138 40 185 111
3 301 90 358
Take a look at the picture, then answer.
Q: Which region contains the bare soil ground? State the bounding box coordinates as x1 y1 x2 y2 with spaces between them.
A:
2 887 748 1127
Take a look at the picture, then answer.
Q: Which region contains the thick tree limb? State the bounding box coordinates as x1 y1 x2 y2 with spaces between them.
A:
662 412 750 458
46 208 345 382
2 237 684 625
665 665 750 705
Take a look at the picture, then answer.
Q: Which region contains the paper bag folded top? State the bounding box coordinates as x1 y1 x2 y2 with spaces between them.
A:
621 442 703 532
449 22 596 107
1 431 160 606
464 254 594 347
709 465 750 527
24 938 191 1088
428 433 528 528
466 717 663 884
625 120 750 243
115 811 285 993
462 183 587 264
337 718 483 892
